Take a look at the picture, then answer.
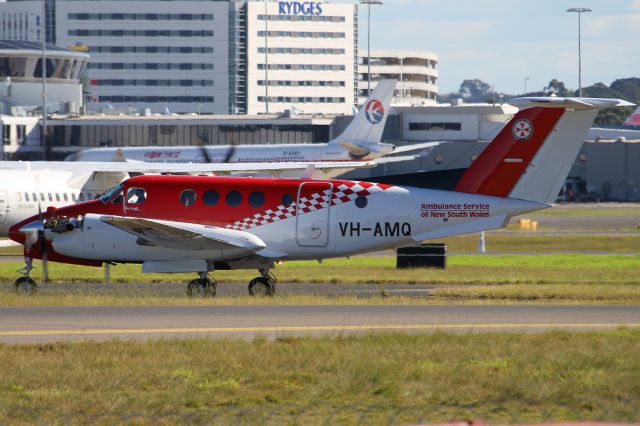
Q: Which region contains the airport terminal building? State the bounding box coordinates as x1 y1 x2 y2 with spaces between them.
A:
0 0 363 115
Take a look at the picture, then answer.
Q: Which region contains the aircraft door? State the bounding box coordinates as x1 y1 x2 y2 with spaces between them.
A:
296 182 332 247
0 192 7 223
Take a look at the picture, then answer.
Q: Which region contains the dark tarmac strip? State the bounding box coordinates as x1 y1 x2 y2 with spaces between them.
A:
0 304 639 343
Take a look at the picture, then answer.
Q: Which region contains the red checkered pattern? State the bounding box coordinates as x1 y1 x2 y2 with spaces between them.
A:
227 181 390 231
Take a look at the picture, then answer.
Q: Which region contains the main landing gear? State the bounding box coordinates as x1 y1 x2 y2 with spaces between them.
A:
186 269 277 298
248 269 277 297
14 257 37 295
186 272 217 298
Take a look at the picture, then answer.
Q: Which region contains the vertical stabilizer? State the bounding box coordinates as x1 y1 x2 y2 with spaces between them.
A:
623 106 640 126
455 97 634 204
331 79 396 145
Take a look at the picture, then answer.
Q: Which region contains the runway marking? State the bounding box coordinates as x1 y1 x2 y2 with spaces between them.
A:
1 323 639 337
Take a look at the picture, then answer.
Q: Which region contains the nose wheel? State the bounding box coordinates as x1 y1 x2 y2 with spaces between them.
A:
14 257 37 295
14 276 37 294
186 273 217 298
248 270 276 297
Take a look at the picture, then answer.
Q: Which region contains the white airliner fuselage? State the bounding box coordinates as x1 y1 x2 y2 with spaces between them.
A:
69 141 396 164
0 169 102 236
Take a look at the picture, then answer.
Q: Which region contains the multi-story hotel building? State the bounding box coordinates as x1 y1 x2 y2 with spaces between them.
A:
360 50 439 105
0 0 361 115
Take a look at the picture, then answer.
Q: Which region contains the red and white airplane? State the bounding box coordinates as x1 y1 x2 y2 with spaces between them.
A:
9 97 632 295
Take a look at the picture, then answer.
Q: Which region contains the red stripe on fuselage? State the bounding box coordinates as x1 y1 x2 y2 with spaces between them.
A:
455 107 565 198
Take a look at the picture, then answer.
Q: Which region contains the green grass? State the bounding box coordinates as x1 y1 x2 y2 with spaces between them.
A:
1 331 638 424
446 233 640 252
531 206 640 216
0 254 639 305
1 254 637 285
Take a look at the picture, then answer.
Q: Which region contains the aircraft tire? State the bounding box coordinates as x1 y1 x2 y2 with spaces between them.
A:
248 277 275 297
14 276 37 295
186 278 217 298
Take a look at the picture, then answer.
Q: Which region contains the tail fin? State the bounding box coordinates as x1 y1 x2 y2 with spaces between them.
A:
623 106 640 126
331 79 396 145
455 97 634 204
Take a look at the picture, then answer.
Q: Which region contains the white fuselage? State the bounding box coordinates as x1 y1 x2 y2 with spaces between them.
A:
71 142 394 164
47 184 547 269
0 169 114 236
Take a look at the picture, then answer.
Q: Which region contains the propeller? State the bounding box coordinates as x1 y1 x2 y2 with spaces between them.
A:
24 175 49 283
223 135 239 164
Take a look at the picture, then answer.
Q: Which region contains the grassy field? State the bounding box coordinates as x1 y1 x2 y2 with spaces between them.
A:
0 331 638 424
3 232 640 257
0 254 638 305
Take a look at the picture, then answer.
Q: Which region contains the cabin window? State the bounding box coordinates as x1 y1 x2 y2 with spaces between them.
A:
32 192 37 201
48 193 53 202
126 187 147 205
78 193 85 202
55 193 61 202
203 190 219 206
225 190 242 207
40 193 44 202
63 193 69 202
355 196 368 209
72 193 77 202
248 191 265 208
25 193 30 202
282 194 294 207
180 189 197 207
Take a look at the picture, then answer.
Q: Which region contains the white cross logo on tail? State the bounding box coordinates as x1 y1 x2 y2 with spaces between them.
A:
512 119 533 141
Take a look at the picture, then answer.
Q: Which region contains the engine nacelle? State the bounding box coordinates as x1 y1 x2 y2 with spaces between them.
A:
50 214 255 264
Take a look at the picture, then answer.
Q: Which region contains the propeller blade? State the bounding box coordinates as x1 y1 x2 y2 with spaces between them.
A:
34 175 49 283
223 145 236 163
198 143 214 164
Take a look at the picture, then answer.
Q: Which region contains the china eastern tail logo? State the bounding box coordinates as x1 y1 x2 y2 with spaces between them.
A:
512 119 533 141
365 99 385 124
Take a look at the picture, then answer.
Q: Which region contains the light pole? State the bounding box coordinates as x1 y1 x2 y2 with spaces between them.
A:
360 0 382 97
567 7 591 97
264 0 269 114
41 0 48 160
524 76 530 95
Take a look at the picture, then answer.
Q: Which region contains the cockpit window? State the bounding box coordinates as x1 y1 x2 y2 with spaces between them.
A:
100 184 124 204
126 187 147 205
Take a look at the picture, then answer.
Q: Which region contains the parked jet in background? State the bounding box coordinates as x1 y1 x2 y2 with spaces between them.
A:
623 106 640 126
10 97 632 295
68 80 398 164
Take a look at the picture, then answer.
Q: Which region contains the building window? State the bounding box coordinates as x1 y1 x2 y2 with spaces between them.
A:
409 122 462 131
257 14 345 23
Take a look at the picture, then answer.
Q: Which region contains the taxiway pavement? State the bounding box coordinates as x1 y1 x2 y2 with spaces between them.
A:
1 304 638 343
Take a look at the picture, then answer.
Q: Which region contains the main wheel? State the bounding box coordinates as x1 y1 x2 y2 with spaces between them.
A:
186 278 216 298
14 276 37 295
248 277 275 297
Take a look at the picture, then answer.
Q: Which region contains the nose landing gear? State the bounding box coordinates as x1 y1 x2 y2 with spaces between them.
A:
14 257 37 295
248 269 277 297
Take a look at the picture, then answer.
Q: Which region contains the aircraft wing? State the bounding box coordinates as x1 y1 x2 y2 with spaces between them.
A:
391 141 441 154
100 215 267 252
0 160 375 175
